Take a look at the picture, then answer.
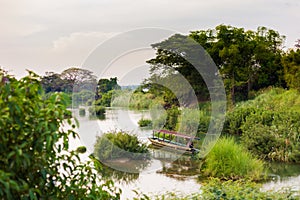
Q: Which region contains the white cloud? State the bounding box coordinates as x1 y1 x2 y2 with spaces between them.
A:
52 32 117 53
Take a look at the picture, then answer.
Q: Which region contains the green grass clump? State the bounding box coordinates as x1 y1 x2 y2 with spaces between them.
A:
94 131 149 160
201 137 265 181
88 106 106 118
138 118 152 127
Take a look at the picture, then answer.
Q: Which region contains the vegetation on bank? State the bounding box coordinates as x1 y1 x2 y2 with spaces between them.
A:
151 178 298 200
224 88 300 163
200 137 265 181
88 105 106 119
94 131 149 160
200 178 297 200
0 71 120 199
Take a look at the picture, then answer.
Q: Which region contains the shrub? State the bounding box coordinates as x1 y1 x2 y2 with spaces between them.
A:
201 137 265 181
79 108 86 116
138 118 152 127
0 71 120 199
88 106 106 118
224 88 300 163
94 131 149 160
241 111 300 162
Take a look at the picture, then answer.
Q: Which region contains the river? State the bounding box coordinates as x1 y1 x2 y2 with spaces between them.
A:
70 107 300 199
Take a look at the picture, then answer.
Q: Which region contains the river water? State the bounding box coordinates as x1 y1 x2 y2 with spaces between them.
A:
70 107 300 199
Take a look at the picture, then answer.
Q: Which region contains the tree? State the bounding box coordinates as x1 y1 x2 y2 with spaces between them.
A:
282 48 300 90
41 68 98 93
190 25 285 104
0 71 120 199
41 72 66 93
146 34 211 108
60 67 97 92
95 77 120 106
96 77 120 95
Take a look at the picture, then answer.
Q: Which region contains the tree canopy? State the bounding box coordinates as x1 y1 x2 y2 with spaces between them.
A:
146 25 286 106
41 67 97 93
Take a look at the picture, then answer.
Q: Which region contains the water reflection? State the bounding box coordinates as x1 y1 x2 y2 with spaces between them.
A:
93 157 147 184
152 149 200 180
266 162 300 181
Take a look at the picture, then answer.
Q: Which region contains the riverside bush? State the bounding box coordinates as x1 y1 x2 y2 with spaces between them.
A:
94 131 149 160
201 137 265 180
138 118 152 127
241 111 300 162
224 88 300 163
88 105 106 118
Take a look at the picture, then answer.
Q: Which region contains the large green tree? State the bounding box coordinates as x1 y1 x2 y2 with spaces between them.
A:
190 25 285 104
144 25 286 106
41 67 97 93
0 70 120 199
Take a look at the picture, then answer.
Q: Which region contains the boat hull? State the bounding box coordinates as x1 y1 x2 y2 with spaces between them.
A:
148 138 197 154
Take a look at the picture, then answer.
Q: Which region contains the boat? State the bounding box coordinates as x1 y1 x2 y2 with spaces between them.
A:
148 129 200 154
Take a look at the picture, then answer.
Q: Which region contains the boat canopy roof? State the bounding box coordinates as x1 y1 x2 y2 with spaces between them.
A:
155 129 200 140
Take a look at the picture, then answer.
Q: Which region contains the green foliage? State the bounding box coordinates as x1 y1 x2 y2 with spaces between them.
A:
0 71 120 199
164 106 181 131
94 131 149 160
241 111 300 162
224 88 300 162
79 108 86 116
201 137 265 181
110 89 132 107
88 106 106 118
282 49 300 91
138 118 152 127
111 89 166 110
95 77 120 107
96 77 120 94
94 90 114 107
148 178 298 199
72 89 95 107
129 92 157 109
41 68 97 93
201 178 297 200
43 92 72 107
178 108 211 135
147 25 285 106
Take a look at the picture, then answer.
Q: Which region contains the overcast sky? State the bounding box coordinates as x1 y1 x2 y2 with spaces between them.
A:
1 0 299 83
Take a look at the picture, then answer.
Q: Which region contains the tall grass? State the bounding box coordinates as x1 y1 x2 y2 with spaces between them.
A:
201 137 265 181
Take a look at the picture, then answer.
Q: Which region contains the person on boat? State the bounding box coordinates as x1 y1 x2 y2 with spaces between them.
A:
189 142 194 149
189 142 196 154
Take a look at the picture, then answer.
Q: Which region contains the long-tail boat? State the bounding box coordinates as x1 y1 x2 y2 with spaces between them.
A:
148 129 200 154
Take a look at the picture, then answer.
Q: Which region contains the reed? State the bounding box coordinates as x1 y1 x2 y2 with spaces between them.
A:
201 137 265 181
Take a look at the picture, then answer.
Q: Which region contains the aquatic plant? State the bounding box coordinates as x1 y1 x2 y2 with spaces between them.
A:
94 131 149 160
138 118 152 127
